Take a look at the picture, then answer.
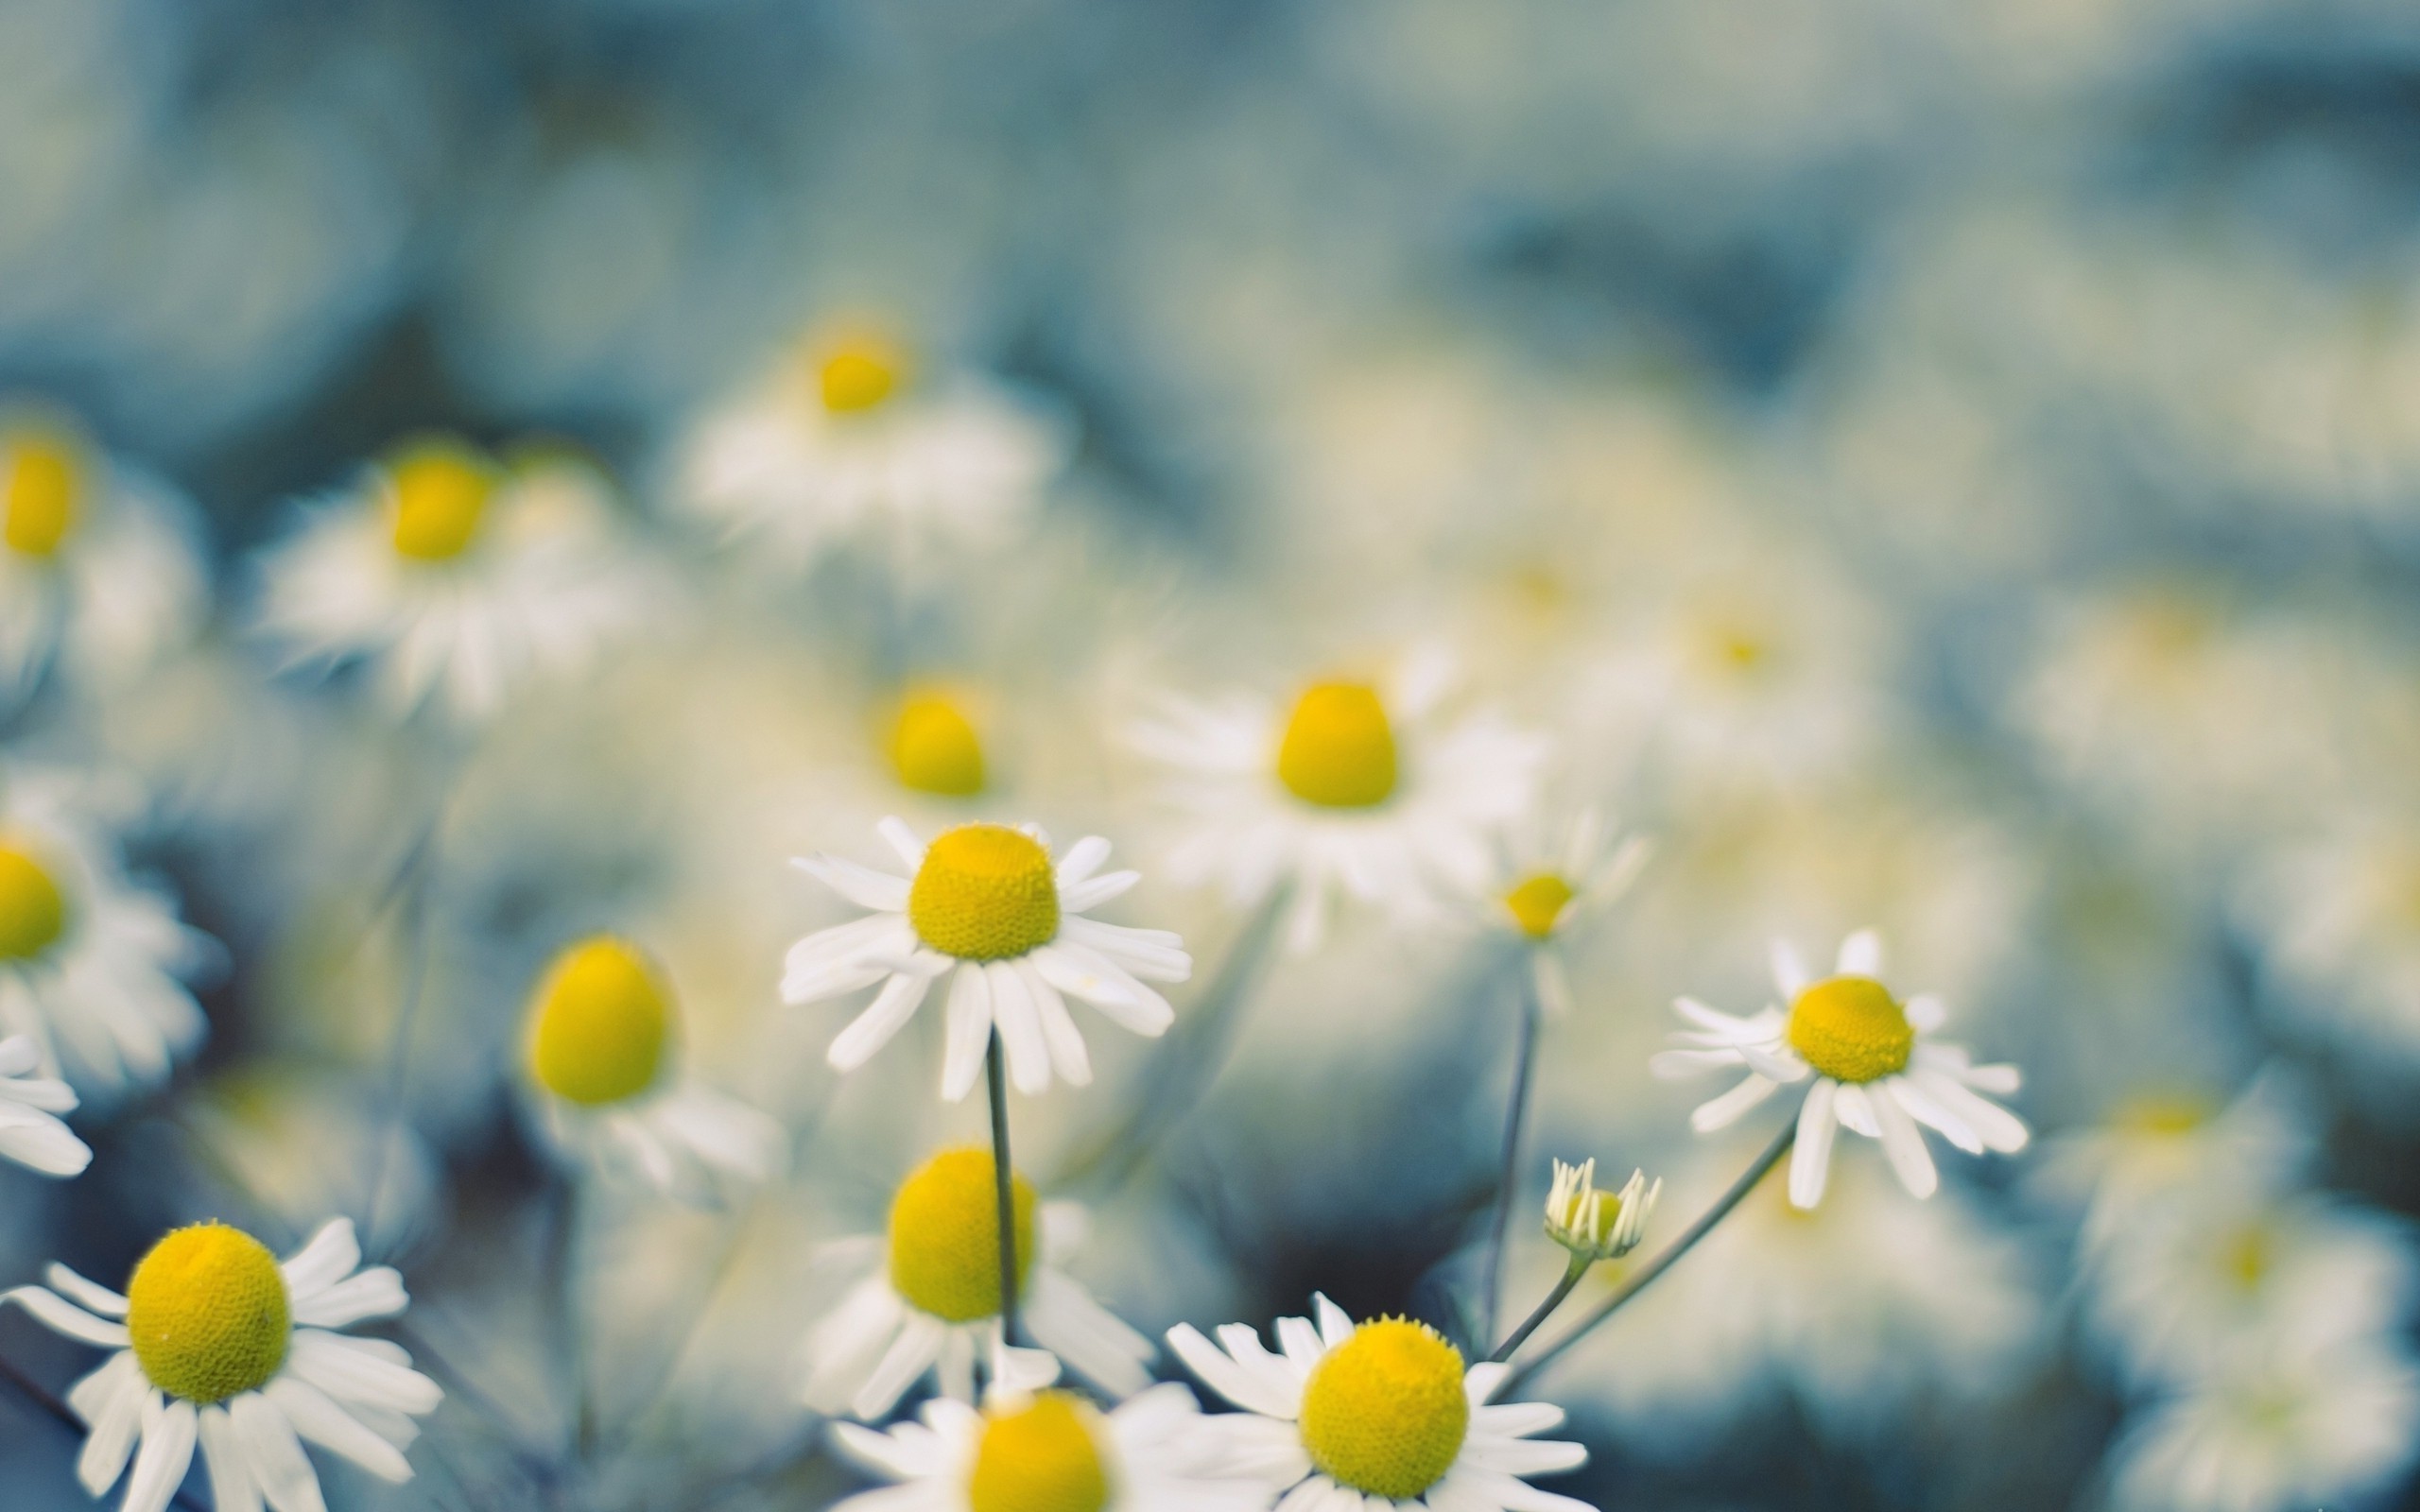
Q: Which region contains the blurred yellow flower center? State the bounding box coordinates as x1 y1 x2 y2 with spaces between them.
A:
389 443 495 560
2114 1092 2211 1137
967 1391 1111 1512
820 337 908 414
908 825 1059 960
888 1146 1035 1322
1301 1319 1469 1499
1787 976 1913 1084
126 1223 290 1405
526 936 672 1106
1276 682 1397 809
0 844 68 961
3 433 80 558
890 694 987 797
1503 872 1575 939
2224 1222 2273 1290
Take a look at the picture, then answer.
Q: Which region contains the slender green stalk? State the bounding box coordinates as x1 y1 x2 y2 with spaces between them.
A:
1503 1122 1796 1394
1480 946 1546 1345
1489 1252 1588 1364
988 1031 1020 1349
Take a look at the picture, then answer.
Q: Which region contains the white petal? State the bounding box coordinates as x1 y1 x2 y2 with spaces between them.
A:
1770 939 1811 998
198 1405 264 1512
1689 1074 1778 1132
1835 929 1884 978
1018 964 1092 1088
3 1285 131 1347
1905 993 1947 1032
852 1313 948 1421
826 971 934 1073
792 854 911 912
878 817 927 870
1912 1069 2031 1153
939 966 994 1103
1872 1082 1939 1198
123 1395 198 1512
1789 1081 1838 1209
289 1267 407 1329
287 1332 442 1417
229 1391 325 1512
1832 1082 1881 1139
46 1265 130 1318
265 1375 412 1483
1313 1294 1355 1348
1885 1075 1983 1155
0 1106 92 1176
279 1220 360 1303
986 962 1051 1095
1029 944 1173 1037
74 1356 147 1493
1055 836 1112 887
1165 1325 1298 1419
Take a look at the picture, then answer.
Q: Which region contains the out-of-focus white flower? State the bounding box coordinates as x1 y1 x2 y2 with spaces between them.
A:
802 1147 1153 1420
255 438 662 726
0 1032 88 1177
671 324 1072 577
0 414 207 704
2031 1073 2313 1258
1167 1295 1594 1512
521 935 785 1196
1544 1159 1658 1263
1487 809 1650 946
785 820 1189 1102
1129 656 1545 950
831 1379 1260 1512
0 766 211 1092
1 1217 441 1512
1652 929 2028 1208
2239 813 2420 1079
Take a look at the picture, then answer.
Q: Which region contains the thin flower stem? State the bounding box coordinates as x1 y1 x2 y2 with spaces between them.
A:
1480 946 1547 1345
1503 1121 1797 1395
988 1029 1020 1349
361 752 462 1248
0 1345 210 1512
1489 1252 1589 1364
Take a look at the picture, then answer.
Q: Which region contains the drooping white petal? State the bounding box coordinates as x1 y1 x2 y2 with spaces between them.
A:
826 971 934 1073
73 1355 147 1494
123 1394 199 1512
1871 1081 1939 1197
198 1404 265 1512
939 966 994 1103
229 1389 326 1512
265 1375 413 1483
3 1286 131 1347
1689 1074 1779 1132
1835 929 1884 978
792 854 911 913
985 962 1051 1095
1789 1080 1839 1209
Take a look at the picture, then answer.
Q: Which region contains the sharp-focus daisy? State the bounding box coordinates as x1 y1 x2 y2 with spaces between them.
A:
1129 658 1545 950
0 767 211 1092
1 1217 441 1512
521 936 786 1196
831 1382 1262 1512
785 820 1190 1101
0 413 208 704
0 1032 90 1177
1542 1159 1658 1263
1651 929 2029 1208
801 1146 1155 1419
1167 1295 1594 1512
254 437 659 725
671 324 1073 576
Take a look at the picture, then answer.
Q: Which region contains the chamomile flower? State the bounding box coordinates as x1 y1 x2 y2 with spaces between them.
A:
1543 1160 1658 1263
1651 929 2029 1208
830 1382 1259 1512
521 936 786 1196
0 414 208 705
0 1032 90 1177
0 767 212 1092
801 1147 1155 1419
1484 808 1649 1016
254 438 659 725
1129 659 1546 950
1 1217 441 1512
1166 1296 1594 1512
785 820 1190 1101
672 324 1073 576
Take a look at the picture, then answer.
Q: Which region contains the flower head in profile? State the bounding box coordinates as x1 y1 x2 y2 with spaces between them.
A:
1544 1160 1658 1263
3 1217 441 1512
1167 1295 1594 1512
521 935 785 1196
1651 929 2028 1208
785 820 1189 1101
802 1146 1153 1419
254 437 660 725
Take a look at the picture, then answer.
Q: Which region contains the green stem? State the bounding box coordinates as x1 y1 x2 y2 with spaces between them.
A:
1480 947 1545 1345
1489 1252 1588 1364
988 1030 1020 1349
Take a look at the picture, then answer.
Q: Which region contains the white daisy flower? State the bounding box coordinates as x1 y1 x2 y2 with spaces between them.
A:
1482 807 1649 1018
1166 1295 1595 1512
521 936 786 1196
802 1146 1154 1420
785 819 1190 1101
0 767 211 1093
1 1217 442 1512
672 325 1073 576
831 1381 1261 1512
1651 929 2029 1208
0 414 208 705
254 438 660 726
1129 658 1545 950
1542 1159 1658 1263
0 1032 89 1177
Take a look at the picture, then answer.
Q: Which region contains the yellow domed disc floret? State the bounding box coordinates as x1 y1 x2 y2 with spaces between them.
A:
890 693 987 797
0 843 68 962
887 1146 1035 1322
908 825 1059 961
1276 682 1398 809
526 936 674 1107
126 1223 291 1405
3 430 81 558
389 440 496 561
1299 1318 1470 1501
1503 872 1575 939
820 335 908 415
1786 976 1914 1085
966 1391 1112 1512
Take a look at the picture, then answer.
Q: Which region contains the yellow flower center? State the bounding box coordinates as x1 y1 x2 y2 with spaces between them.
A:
2223 1222 2273 1290
125 1224 291 1404
1276 682 1398 809
908 825 1059 961
819 335 908 415
526 936 673 1106
966 1391 1112 1512
2113 1092 2211 1137
0 843 68 961
1503 872 1575 939
1786 975 1914 1084
890 693 987 797
887 1146 1036 1322
3 431 80 558
389 441 496 561
1298 1319 1469 1500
